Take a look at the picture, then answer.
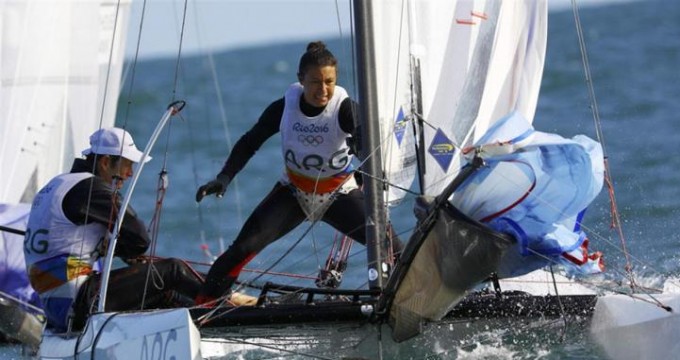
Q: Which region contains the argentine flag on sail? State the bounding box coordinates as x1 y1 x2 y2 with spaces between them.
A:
451 111 605 277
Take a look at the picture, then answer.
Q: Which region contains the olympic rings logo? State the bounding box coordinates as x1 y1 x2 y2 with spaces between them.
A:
298 134 324 146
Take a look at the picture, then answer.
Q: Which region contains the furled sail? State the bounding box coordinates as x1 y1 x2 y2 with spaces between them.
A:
451 111 604 277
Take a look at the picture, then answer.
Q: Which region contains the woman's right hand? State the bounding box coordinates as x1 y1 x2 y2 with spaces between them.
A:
195 173 231 202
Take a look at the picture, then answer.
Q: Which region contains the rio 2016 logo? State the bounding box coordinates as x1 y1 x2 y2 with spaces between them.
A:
292 122 329 133
297 134 324 146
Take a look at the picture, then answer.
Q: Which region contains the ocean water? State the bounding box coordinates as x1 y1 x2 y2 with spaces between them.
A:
3 0 680 358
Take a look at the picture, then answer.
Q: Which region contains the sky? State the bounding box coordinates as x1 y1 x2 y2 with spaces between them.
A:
125 0 354 60
124 0 638 60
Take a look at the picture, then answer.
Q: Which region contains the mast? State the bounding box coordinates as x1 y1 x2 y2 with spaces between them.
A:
410 56 426 194
353 0 390 289
406 0 426 195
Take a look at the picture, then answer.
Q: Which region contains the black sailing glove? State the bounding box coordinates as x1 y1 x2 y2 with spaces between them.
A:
195 173 231 202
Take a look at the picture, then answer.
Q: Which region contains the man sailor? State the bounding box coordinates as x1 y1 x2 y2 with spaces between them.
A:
24 127 202 331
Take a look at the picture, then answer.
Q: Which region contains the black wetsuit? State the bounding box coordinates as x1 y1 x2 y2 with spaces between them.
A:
65 159 202 329
198 96 401 300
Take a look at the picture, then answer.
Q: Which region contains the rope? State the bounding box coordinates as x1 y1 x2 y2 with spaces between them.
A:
187 0 242 262
316 232 354 288
87 0 188 313
168 0 189 103
196 215 329 325
120 0 191 309
526 247 671 312
571 0 636 290
549 265 569 341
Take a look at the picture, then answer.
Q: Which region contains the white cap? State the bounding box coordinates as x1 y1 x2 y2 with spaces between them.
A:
81 127 151 163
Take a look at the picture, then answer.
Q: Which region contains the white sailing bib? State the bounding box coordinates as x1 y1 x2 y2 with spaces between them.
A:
279 83 357 219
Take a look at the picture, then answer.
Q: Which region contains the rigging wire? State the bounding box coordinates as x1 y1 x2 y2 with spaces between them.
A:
384 0 408 205
185 1 216 262
549 265 569 341
196 214 337 325
70 0 134 327
571 0 636 290
188 0 244 258
120 0 147 129
109 0 191 310
168 0 189 104
110 0 147 263
139 0 192 306
302 0 359 281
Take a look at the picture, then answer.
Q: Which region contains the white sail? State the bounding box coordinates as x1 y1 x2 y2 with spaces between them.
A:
0 0 131 204
374 0 547 198
371 0 417 205
0 0 132 346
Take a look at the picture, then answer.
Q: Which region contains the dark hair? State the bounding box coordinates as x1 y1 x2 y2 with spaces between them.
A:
85 153 122 175
297 41 337 77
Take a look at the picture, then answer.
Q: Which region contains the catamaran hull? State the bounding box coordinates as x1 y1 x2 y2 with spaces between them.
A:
591 293 680 360
196 292 596 359
39 308 200 360
193 289 595 359
0 295 43 348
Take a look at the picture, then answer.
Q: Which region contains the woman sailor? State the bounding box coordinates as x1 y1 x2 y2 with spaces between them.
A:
195 41 401 304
